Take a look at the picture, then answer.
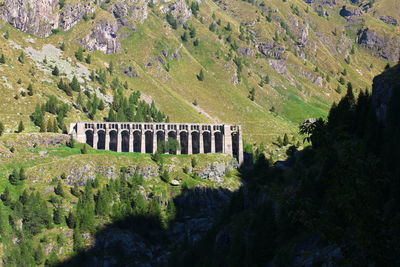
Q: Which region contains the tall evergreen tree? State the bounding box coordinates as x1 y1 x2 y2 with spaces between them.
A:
18 120 25 133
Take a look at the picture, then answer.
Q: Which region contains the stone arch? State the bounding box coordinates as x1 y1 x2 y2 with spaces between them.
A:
214 132 223 153
97 130 106 150
232 132 239 160
145 131 153 153
180 131 188 154
156 131 165 152
203 131 211 153
168 131 177 154
133 131 141 152
121 131 130 152
109 130 118 152
85 130 93 147
191 131 200 154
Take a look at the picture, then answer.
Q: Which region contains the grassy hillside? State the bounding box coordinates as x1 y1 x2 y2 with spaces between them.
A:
0 0 395 147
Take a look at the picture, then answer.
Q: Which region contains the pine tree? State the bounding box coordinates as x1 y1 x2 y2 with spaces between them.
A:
0 122 4 136
71 184 80 197
34 244 45 265
27 84 34 96
73 227 84 252
18 120 25 133
190 27 197 38
193 38 200 46
225 22 232 31
75 47 84 61
81 144 88 154
4 30 9 39
20 167 27 181
1 187 12 206
9 168 20 185
60 42 66 51
283 133 289 146
85 54 91 64
181 31 189 42
18 52 25 63
98 99 105 110
70 76 80 92
52 66 60 76
0 54 5 64
67 135 75 148
66 211 76 229
197 69 205 81
249 88 256 101
53 207 63 224
55 180 65 197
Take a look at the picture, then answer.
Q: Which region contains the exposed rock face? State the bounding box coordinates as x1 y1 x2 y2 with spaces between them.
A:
357 28 400 62
371 64 400 123
257 42 286 60
110 0 149 23
0 0 94 37
161 0 192 24
79 19 121 54
58 0 95 31
1 0 59 37
339 6 362 17
379 16 398 26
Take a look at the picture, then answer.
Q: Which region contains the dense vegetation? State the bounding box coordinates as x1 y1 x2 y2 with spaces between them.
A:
170 65 400 266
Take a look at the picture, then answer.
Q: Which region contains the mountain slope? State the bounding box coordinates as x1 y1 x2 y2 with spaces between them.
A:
0 0 397 146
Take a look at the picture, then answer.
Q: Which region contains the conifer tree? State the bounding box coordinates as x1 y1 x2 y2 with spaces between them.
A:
60 42 65 51
73 227 84 252
81 144 88 154
197 69 205 81
70 76 80 92
0 54 5 64
20 167 26 181
53 207 63 224
27 84 34 96
85 54 91 64
9 168 20 185
55 180 65 197
4 30 9 39
75 47 84 61
34 244 45 265
283 133 289 146
66 211 76 229
18 120 25 133
1 187 12 206
52 66 60 76
18 52 25 63
0 122 4 136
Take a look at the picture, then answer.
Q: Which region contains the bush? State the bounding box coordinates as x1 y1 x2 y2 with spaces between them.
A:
81 144 89 154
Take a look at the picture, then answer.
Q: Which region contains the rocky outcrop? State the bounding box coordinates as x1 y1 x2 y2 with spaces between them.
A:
372 64 400 123
357 28 400 62
257 42 286 60
109 0 149 23
58 0 95 31
379 16 398 26
339 6 362 17
79 19 121 54
195 160 238 183
0 0 94 37
0 0 59 37
161 0 192 24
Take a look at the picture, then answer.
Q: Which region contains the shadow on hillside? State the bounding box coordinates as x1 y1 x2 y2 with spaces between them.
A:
57 179 245 267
